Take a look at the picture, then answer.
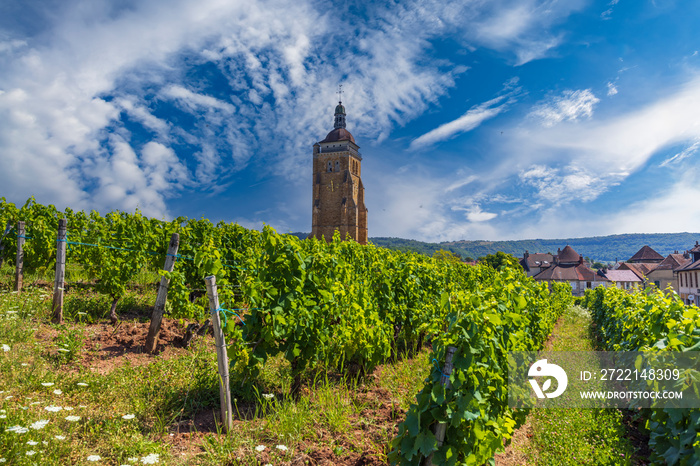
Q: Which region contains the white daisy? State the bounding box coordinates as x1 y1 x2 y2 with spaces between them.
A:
41 382 54 387
276 444 288 451
53 389 63 395
26 450 36 456
140 453 160 464
6 425 28 433
30 420 49 430
55 435 66 440
65 415 81 422
45 406 62 412
1 344 9 352
87 455 101 461
255 445 266 452
122 414 135 420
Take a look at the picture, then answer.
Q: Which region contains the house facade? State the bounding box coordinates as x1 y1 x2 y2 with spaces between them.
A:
530 245 607 296
646 252 691 292
678 242 700 306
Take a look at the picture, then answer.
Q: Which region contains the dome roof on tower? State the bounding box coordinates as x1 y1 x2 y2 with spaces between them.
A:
335 103 346 114
321 127 355 144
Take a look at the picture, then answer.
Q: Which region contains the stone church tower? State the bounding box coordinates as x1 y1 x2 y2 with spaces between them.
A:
310 99 368 244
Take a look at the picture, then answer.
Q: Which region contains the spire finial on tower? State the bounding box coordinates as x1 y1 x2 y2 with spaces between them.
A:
337 84 343 104
333 85 346 129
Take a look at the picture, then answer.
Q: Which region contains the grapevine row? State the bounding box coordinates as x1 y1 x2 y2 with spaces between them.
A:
583 286 700 465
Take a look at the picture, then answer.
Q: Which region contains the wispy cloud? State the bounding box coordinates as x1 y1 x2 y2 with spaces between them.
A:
659 141 700 167
520 164 613 206
529 89 600 127
601 0 620 20
607 82 618 96
410 80 521 149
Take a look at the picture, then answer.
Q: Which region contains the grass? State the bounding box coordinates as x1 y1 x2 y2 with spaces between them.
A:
0 279 433 465
523 305 645 466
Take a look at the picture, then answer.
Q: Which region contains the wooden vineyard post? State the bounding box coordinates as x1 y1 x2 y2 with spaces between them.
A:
205 275 234 432
52 219 67 324
145 233 180 353
14 221 25 293
423 346 458 466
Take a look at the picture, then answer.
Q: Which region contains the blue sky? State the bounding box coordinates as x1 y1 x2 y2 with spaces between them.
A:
1 0 699 242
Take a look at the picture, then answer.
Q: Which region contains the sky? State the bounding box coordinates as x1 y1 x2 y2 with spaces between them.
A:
1 0 699 242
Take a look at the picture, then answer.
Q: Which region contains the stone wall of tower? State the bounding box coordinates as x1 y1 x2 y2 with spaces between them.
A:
311 143 367 244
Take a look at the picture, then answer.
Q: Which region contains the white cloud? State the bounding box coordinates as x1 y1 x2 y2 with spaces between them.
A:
659 141 700 167
529 89 600 127
468 0 587 65
410 96 511 149
411 80 521 149
511 170 700 240
520 164 611 205
519 75 700 175
466 206 498 222
161 85 235 115
607 82 618 96
0 0 587 222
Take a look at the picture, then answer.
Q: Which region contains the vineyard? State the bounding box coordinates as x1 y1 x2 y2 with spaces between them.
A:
3 197 700 464
0 197 579 465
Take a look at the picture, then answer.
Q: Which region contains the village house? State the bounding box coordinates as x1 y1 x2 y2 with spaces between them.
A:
678 242 700 306
528 246 607 296
520 251 555 277
617 245 664 286
646 251 692 292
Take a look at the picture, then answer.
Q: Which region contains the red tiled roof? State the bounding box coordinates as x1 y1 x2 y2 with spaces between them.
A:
629 245 664 263
533 263 601 281
678 258 700 272
558 245 580 264
321 128 355 144
520 253 555 271
654 253 692 271
618 262 658 279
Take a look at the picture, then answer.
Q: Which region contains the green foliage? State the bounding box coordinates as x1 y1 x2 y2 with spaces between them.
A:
478 251 524 272
432 249 463 263
388 279 572 465
583 286 700 465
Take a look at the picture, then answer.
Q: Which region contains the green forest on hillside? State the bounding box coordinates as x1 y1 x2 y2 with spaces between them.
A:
289 232 700 262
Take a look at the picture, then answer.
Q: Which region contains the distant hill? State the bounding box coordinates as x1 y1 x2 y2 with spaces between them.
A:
289 232 700 262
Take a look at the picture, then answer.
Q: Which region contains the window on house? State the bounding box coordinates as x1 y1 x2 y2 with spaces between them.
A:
654 281 660 288
327 161 333 172
587 282 592 288
335 161 340 172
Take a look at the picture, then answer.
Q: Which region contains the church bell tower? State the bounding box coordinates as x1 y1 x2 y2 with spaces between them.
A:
310 92 368 244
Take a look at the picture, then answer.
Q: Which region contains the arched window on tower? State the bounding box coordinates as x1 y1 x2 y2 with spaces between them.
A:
335 161 340 172
327 161 332 172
